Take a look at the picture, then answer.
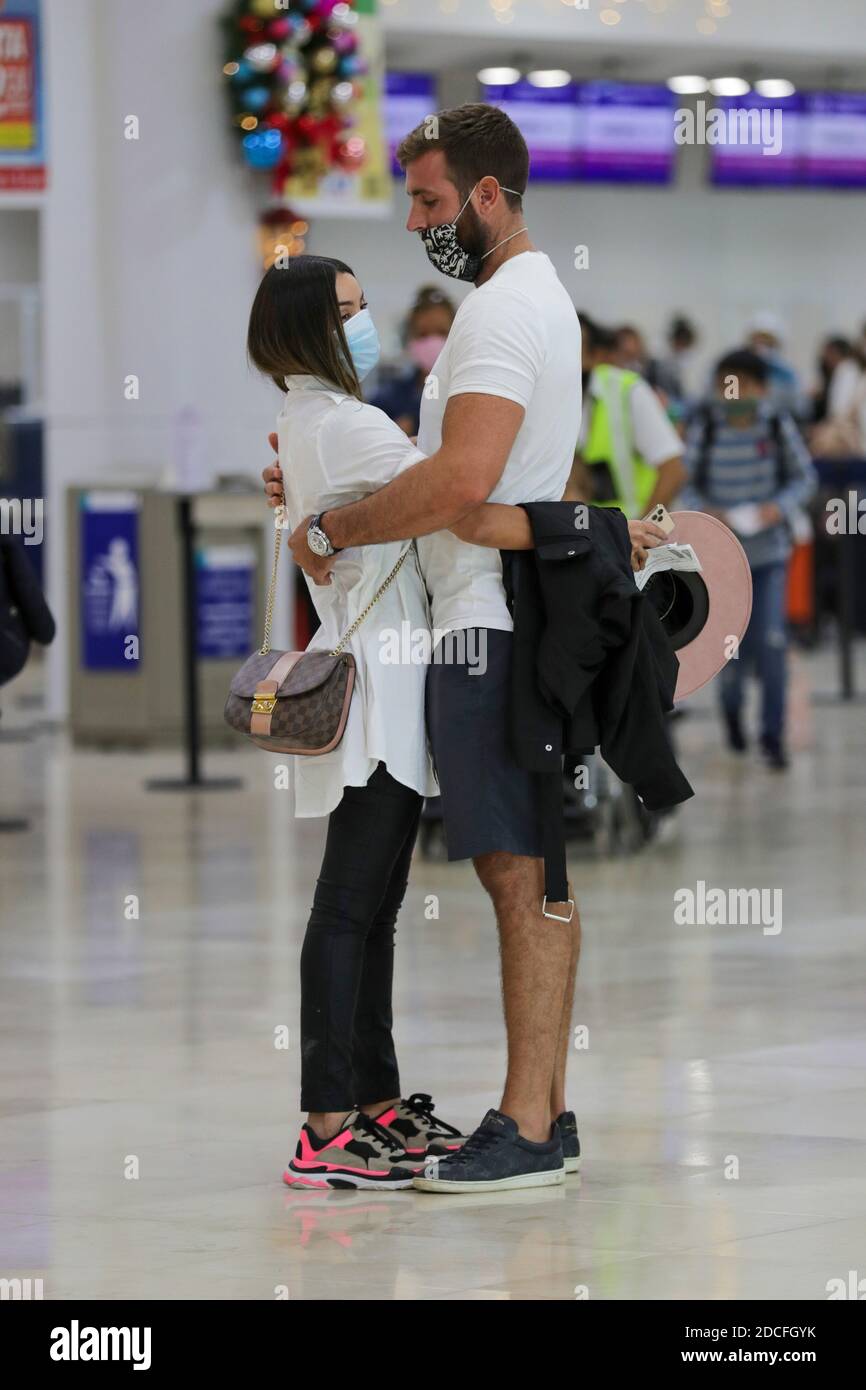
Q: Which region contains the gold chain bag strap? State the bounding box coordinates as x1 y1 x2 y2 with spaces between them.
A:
224 506 408 755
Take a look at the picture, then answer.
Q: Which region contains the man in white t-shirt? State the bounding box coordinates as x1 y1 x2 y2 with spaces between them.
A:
266 104 665 1193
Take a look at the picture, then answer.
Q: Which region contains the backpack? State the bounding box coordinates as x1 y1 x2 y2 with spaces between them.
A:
691 405 787 494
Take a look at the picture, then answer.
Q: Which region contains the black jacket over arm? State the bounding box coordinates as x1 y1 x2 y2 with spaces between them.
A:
504 502 694 905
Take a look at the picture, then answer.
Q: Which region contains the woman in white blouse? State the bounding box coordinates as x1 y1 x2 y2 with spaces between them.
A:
248 255 474 1188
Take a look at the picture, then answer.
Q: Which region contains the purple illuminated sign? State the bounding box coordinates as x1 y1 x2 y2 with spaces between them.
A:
481 79 677 184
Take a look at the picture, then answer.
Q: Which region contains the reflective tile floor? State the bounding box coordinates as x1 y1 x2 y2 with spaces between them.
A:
1 646 865 1300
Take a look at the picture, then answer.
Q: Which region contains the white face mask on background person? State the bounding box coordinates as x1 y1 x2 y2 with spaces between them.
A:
342 306 381 381
419 182 526 282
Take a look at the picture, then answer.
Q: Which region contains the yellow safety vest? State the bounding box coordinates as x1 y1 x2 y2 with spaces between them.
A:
583 365 658 519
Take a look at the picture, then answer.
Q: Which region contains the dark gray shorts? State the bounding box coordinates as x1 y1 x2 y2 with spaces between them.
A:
425 628 545 862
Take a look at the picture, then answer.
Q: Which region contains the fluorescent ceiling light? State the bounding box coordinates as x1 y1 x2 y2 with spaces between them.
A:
667 75 709 95
708 77 751 96
754 79 796 98
527 69 572 88
477 66 521 85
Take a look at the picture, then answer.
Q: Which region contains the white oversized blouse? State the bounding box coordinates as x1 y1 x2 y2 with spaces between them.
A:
275 374 438 817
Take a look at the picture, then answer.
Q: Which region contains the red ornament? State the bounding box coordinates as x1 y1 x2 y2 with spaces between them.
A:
271 157 295 193
296 113 323 142
238 16 264 34
333 132 365 170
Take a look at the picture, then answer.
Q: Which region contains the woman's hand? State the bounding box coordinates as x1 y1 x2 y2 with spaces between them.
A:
627 517 668 572
262 431 284 509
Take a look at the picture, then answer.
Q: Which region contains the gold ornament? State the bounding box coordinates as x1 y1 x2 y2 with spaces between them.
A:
312 47 339 75
308 78 334 114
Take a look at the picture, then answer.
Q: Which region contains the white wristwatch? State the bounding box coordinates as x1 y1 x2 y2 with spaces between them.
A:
307 513 339 557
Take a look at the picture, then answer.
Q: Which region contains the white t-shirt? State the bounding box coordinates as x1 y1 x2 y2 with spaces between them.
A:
578 369 683 468
416 250 582 635
276 375 438 816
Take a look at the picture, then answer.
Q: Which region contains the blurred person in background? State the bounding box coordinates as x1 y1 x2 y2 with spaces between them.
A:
681 349 817 770
615 320 691 406
658 314 702 406
368 286 456 437
810 336 866 455
614 323 651 377
745 312 803 417
0 528 55 697
568 313 685 518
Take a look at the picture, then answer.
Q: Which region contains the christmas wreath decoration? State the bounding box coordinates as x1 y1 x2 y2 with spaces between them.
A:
221 0 369 194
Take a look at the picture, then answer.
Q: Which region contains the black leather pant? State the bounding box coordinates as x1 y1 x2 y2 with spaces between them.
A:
300 763 422 1112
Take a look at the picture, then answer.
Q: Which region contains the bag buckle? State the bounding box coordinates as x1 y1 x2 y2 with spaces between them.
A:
251 690 277 714
542 895 575 924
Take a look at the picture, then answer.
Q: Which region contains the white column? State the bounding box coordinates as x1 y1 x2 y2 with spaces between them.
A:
42 0 113 720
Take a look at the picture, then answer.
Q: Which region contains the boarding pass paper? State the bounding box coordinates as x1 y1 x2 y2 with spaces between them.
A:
634 543 703 593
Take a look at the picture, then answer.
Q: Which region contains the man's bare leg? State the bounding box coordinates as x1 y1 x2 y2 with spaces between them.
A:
550 908 581 1120
473 850 572 1142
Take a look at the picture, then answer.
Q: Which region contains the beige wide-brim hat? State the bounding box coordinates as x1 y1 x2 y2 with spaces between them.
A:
644 510 753 703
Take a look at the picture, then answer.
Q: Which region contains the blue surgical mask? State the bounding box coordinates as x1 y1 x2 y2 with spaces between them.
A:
343 307 380 381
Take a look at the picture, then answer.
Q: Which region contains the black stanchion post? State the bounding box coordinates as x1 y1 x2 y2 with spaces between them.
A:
146 493 243 792
180 494 200 784
838 523 855 701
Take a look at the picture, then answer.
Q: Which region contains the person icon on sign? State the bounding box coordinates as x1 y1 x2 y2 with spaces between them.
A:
103 538 138 629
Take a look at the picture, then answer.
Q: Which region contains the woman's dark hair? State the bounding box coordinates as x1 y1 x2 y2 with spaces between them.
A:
247 254 362 398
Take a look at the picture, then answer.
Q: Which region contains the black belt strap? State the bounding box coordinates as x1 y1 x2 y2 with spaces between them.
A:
538 769 572 916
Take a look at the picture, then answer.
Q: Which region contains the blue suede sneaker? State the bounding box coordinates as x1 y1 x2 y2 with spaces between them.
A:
412 1109 565 1193
555 1110 581 1174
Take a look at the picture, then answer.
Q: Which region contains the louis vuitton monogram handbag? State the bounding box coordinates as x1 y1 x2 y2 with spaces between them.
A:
224 508 408 755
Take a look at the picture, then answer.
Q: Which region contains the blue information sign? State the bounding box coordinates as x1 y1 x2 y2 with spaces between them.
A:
195 544 256 660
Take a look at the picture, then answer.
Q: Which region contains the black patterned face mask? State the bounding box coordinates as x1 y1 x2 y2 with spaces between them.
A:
419 182 525 282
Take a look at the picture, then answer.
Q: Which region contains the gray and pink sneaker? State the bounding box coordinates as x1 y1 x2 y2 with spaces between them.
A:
373 1093 470 1158
283 1110 417 1190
